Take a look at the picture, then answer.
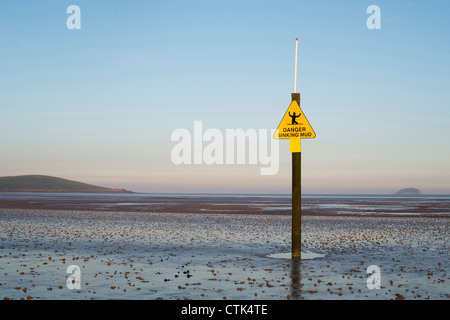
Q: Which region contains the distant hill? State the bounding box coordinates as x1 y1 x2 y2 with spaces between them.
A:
0 175 133 193
395 188 421 196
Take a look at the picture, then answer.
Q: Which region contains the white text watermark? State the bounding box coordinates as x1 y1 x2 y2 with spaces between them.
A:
367 5 381 30
171 121 279 175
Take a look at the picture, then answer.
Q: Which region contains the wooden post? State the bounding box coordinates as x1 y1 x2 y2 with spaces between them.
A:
291 92 301 260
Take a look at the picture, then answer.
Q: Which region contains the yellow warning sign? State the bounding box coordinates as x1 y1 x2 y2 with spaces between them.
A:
274 100 315 140
274 100 315 153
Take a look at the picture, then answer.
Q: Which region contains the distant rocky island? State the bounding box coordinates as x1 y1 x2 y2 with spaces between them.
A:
0 175 133 193
395 188 421 196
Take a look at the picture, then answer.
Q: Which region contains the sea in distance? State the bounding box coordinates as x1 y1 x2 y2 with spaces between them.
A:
0 192 449 217
0 192 449 301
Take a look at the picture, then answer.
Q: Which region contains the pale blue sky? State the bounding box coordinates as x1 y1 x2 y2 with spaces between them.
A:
0 0 449 194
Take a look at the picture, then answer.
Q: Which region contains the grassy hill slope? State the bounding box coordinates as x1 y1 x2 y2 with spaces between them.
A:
0 175 133 193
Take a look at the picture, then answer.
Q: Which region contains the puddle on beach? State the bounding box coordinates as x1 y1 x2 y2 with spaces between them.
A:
266 252 326 260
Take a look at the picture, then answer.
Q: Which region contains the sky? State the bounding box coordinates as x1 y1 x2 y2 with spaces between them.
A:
0 0 449 194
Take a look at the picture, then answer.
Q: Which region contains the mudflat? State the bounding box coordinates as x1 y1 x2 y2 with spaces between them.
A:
0 193 448 300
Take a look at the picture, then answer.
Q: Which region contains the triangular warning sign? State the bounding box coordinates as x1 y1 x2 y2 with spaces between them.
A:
274 100 316 140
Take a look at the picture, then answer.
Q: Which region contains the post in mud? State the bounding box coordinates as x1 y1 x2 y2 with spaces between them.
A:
273 38 316 259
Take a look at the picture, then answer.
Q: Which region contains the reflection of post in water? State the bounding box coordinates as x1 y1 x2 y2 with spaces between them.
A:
290 258 302 299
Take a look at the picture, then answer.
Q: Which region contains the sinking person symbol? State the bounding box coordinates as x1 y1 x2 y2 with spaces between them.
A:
289 112 301 125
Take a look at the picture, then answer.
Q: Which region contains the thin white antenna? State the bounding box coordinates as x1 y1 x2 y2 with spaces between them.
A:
294 37 298 93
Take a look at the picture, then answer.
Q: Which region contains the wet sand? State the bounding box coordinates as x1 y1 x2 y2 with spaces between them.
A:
0 196 448 300
1 193 450 217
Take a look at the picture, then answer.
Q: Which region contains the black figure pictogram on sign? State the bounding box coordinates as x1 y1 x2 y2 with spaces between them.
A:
289 111 301 125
